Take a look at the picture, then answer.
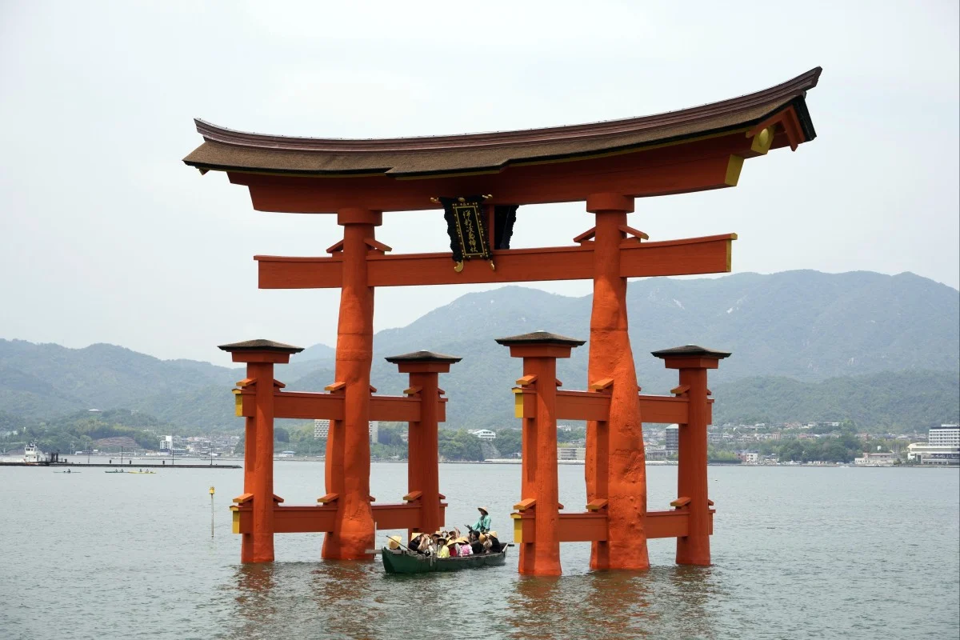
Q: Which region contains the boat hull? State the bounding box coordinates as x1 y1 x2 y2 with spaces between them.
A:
381 548 508 574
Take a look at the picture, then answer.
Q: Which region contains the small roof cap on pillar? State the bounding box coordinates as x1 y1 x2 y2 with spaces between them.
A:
218 339 304 354
384 350 462 364
651 344 731 359
495 330 585 347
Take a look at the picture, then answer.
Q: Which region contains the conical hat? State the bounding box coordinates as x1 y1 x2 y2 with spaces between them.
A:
386 535 402 550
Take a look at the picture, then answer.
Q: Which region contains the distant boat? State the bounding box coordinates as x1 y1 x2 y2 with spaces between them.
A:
105 469 126 474
23 442 45 465
127 470 156 475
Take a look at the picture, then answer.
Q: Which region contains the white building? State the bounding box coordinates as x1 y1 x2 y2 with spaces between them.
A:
469 429 497 440
907 443 960 465
558 447 586 461
665 425 679 454
929 424 959 448
738 452 759 464
313 419 379 444
854 451 896 466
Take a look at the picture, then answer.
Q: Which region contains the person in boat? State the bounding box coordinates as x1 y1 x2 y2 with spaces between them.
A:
386 535 403 551
472 507 492 534
485 531 502 553
438 540 452 559
469 531 485 555
456 537 473 557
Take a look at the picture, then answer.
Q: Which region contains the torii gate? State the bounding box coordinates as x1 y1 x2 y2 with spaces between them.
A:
185 68 821 571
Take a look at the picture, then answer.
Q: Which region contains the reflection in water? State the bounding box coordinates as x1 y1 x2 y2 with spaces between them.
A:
230 564 279 637
502 565 718 639
310 561 379 639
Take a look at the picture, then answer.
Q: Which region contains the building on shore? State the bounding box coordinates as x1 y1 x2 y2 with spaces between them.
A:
469 429 497 440
645 446 668 461
558 447 586 461
665 424 679 454
854 451 896 466
906 425 960 465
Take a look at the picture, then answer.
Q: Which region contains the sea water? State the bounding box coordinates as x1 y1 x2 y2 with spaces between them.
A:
0 462 957 639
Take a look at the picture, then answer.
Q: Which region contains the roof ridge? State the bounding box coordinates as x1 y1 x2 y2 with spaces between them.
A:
194 68 821 154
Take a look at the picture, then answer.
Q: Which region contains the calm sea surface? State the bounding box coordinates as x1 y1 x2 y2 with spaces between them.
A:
0 461 957 639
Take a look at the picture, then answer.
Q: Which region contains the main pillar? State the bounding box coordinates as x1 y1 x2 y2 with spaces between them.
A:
584 192 649 571
498 331 584 576
653 345 730 566
385 350 461 539
323 207 382 560
219 339 302 563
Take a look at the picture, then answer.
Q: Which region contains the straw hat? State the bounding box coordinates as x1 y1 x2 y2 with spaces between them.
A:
456 537 469 544
411 532 423 541
478 506 489 514
488 531 498 538
479 534 487 542
386 535 402 550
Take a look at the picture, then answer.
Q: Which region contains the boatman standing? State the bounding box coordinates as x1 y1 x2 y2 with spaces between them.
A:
472 507 492 533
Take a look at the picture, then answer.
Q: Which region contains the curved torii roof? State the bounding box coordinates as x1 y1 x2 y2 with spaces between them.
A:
184 68 821 213
184 68 820 179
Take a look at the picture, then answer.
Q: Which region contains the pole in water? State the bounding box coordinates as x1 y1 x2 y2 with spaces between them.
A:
210 486 215 538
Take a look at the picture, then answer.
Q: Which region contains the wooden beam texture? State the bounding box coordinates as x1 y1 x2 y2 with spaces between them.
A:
233 502 443 534
515 389 692 425
256 234 736 290
511 509 714 543
237 390 447 423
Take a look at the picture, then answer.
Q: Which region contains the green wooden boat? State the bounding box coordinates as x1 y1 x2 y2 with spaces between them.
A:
382 547 509 574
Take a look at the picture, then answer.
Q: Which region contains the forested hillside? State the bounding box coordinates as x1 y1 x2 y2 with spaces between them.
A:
1 270 957 431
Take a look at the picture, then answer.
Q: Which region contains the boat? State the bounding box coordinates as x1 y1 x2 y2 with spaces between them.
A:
127 470 156 474
23 442 46 465
381 547 509 574
105 469 126 474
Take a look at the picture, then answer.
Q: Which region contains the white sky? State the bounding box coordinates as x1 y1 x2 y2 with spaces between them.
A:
1 1 957 365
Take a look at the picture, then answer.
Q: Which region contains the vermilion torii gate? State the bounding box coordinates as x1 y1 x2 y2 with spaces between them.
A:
186 68 820 572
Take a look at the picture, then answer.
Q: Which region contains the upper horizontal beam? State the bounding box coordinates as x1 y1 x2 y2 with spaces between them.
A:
231 143 753 212
256 234 736 289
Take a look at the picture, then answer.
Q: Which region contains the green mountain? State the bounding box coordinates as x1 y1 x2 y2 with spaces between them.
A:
711 370 960 428
1 270 957 431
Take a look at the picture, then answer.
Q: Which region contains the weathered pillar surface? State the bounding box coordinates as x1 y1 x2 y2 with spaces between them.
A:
498 331 584 577
385 350 461 538
242 415 256 562
653 345 730 566
585 193 649 571
250 360 275 562
219 339 302 564
323 208 381 560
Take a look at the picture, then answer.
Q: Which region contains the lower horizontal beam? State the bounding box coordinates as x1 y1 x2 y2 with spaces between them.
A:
238 390 447 423
255 234 735 289
232 502 445 534
516 390 690 425
510 508 712 543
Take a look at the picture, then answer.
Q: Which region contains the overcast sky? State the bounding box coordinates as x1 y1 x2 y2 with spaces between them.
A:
1 1 957 365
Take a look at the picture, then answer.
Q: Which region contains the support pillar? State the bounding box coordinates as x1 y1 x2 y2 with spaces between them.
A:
385 350 461 538
323 207 382 560
584 192 648 571
498 331 584 577
242 415 256 562
653 345 730 566
219 339 303 563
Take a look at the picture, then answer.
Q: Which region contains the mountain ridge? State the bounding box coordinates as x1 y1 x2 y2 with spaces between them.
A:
2 270 957 430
